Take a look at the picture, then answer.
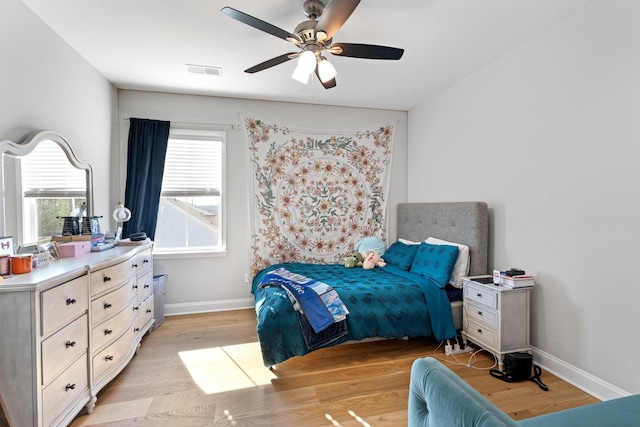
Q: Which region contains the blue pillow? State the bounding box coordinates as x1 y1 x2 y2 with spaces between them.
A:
410 242 459 288
383 241 419 271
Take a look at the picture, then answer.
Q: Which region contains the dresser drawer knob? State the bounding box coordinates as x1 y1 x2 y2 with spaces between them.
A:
65 341 76 348
477 311 483 316
146 309 152 313
103 302 112 309
134 327 140 332
103 276 112 282
105 355 114 361
143 259 150 264
144 284 150 288
133 263 138 268
477 293 482 297
104 329 113 335
65 383 76 392
133 285 138 289
477 328 483 334
133 306 139 310
66 298 76 305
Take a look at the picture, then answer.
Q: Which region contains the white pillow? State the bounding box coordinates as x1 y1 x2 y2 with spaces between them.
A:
425 237 470 289
398 238 421 245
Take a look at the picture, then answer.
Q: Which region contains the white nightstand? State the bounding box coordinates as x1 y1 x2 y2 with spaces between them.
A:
461 276 531 371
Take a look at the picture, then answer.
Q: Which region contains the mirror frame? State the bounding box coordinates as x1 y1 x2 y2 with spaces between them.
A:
0 130 94 237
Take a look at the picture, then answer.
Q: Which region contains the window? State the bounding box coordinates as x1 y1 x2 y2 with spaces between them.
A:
153 128 225 254
20 140 87 242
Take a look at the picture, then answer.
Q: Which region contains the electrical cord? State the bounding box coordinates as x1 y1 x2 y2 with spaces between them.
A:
431 339 498 370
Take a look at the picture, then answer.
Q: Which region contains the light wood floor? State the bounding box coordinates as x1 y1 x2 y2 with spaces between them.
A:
70 310 599 426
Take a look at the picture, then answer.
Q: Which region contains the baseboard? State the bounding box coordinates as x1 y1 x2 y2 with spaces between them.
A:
531 346 630 401
164 298 254 316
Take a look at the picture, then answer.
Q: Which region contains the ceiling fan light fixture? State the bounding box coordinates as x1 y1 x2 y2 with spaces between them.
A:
292 65 311 84
317 57 337 83
297 50 317 74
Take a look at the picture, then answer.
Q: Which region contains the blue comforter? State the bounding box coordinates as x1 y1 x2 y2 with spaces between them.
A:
252 263 457 366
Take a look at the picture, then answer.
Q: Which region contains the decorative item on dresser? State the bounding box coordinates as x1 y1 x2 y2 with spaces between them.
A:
461 275 531 371
0 242 153 427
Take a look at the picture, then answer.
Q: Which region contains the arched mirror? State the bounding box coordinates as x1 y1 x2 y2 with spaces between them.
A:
0 130 93 244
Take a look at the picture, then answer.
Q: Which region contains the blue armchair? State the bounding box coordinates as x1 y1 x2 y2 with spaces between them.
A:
409 357 640 427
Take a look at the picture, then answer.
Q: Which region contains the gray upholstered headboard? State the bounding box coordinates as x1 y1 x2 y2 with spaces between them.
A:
397 202 489 276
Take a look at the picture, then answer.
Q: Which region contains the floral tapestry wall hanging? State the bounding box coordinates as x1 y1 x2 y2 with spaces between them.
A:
244 117 395 273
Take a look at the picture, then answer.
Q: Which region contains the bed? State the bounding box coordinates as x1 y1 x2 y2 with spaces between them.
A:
251 201 489 367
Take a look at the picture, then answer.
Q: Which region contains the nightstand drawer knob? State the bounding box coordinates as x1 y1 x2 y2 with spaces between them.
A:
65 383 76 392
478 311 483 316
477 328 483 334
477 293 482 297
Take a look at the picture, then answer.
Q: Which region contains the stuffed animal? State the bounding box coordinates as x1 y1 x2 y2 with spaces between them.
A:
362 250 386 269
344 251 364 268
354 236 387 258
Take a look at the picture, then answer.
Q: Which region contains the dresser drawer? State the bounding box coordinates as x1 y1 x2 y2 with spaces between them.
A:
465 319 498 349
92 299 135 352
464 282 498 309
136 271 153 306
42 353 88 427
136 248 153 279
90 254 136 297
42 314 88 386
465 300 498 329
91 278 136 327
136 295 154 333
41 275 88 337
92 323 136 382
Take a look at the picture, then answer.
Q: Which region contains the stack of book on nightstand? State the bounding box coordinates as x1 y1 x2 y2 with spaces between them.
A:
493 269 535 288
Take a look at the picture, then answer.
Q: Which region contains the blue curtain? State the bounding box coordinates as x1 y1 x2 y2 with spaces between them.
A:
122 118 170 240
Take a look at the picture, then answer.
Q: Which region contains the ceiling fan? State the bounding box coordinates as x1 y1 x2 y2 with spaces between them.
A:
221 0 404 89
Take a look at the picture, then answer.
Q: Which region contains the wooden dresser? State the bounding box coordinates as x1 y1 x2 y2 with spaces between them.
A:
0 243 153 427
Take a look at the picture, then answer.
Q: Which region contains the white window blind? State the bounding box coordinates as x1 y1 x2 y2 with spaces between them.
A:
161 136 222 197
21 140 86 197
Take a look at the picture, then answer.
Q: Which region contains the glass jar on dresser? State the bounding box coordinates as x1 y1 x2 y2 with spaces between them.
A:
0 243 153 426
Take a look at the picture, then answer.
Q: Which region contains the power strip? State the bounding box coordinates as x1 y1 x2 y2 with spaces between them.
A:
445 344 472 356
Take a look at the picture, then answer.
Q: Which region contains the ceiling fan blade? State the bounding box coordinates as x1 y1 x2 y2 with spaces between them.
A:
329 43 404 60
315 68 337 89
245 53 297 74
221 7 301 44
315 0 361 41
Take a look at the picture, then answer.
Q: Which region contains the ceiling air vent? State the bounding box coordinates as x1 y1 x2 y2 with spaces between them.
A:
186 64 222 76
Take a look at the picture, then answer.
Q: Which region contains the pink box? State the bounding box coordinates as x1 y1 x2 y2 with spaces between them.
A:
58 241 92 258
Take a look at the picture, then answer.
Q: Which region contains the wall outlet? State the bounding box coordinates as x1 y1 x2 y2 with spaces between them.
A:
244 273 250 283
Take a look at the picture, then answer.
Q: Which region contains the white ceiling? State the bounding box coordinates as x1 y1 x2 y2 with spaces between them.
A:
21 0 595 111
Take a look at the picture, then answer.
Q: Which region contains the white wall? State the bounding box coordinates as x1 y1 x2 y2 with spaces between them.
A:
408 0 639 396
118 90 408 314
1 0 116 231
